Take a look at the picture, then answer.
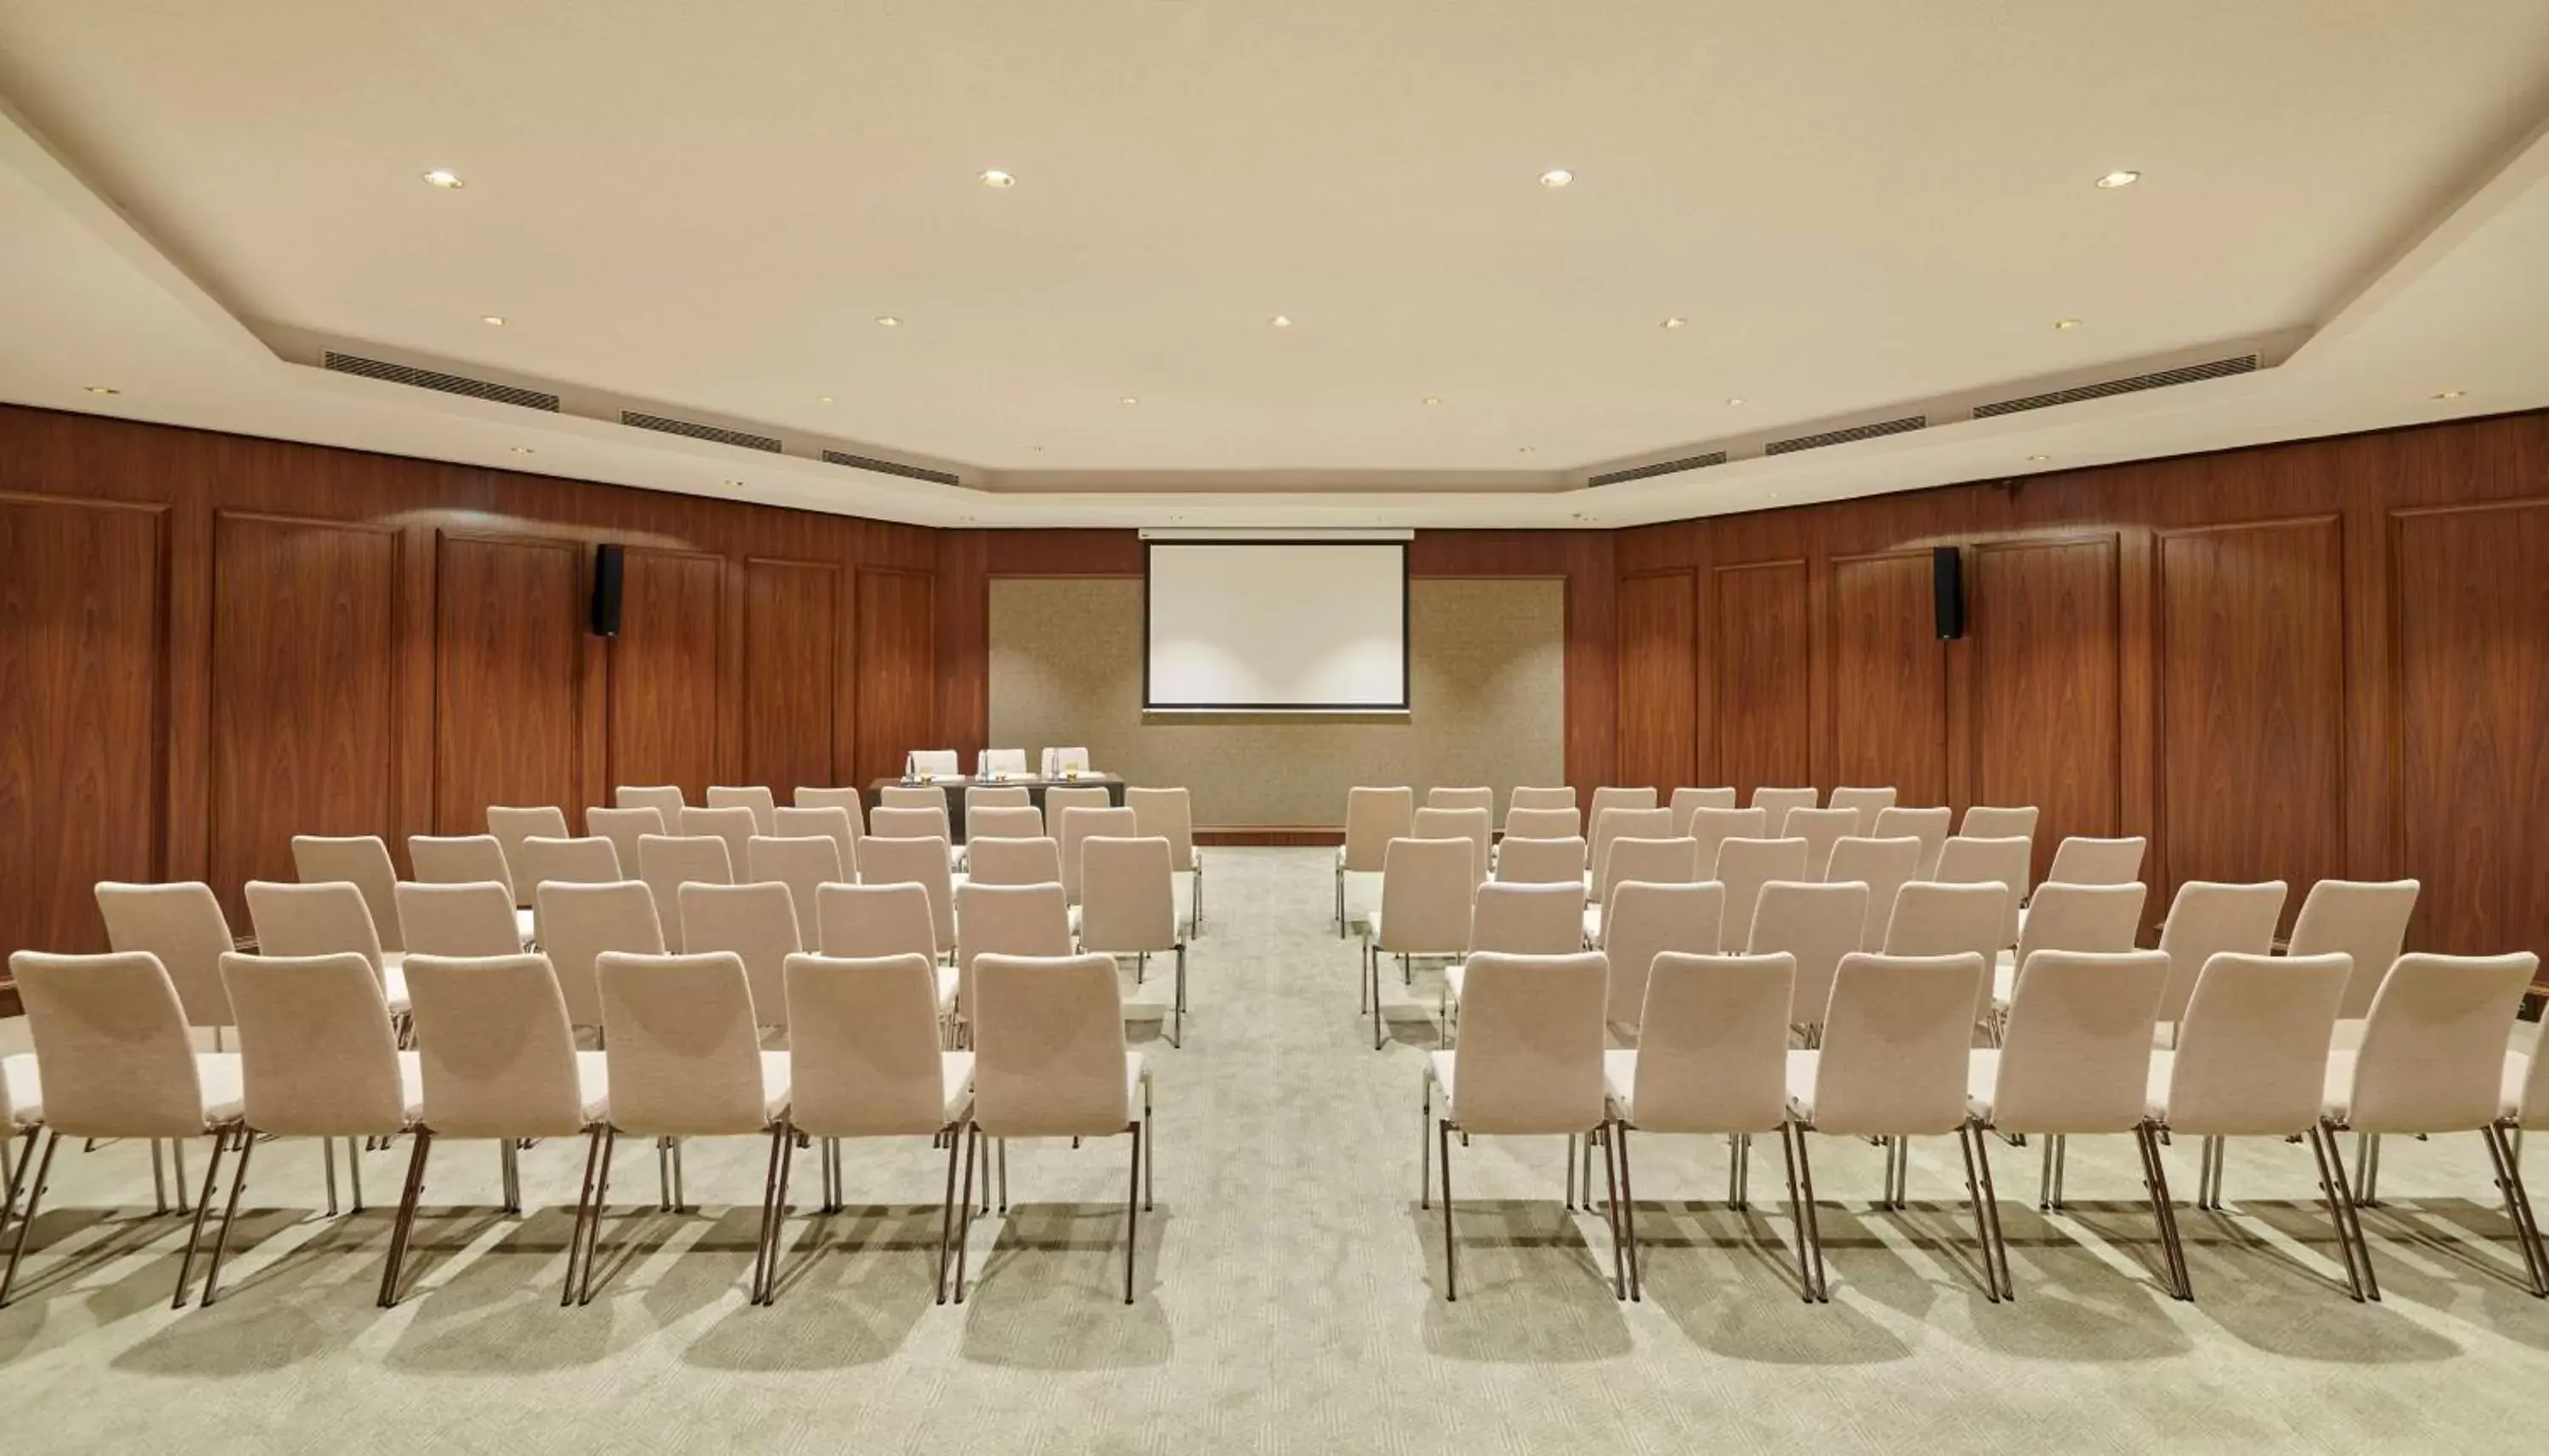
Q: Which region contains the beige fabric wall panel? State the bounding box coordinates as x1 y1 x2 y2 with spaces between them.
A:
990 578 1563 829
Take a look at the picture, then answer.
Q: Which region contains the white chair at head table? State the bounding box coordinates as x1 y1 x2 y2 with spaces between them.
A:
1042 746 1094 778
977 748 1028 781
906 750 961 781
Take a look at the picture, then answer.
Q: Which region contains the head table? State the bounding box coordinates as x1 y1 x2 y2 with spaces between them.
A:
862 774 1127 844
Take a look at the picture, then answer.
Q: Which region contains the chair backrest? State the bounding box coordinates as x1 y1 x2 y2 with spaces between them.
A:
1823 837 1920 951
679 881 801 1025
1411 805 1491 887
585 807 667 883
1342 787 1416 872
1124 786 1196 867
95 880 236 1028
615 785 687 823
1667 787 1738 837
2163 951 2348 1135
1746 879 1870 1027
1880 880 2006 1023
1808 952 1987 1134
1376 837 1477 956
681 805 761 875
1688 807 1770 879
1631 951 1795 1134
879 784 949 815
1872 806 1953 878
1783 807 1862 879
1601 880 1726 1030
856 835 957 950
1059 805 1139 902
1749 787 1819 832
1589 807 1672 901
2289 878 2422 1019
486 806 570 907
1990 950 2171 1132
1043 784 1112 825
784 952 953 1137
2156 880 2287 1025
771 806 859 878
956 882 1074 1016
1041 746 1094 777
1714 838 1808 953
1467 879 1588 955
2043 835 2147 889
409 834 513 893
534 880 664 1026
1445 951 1609 1135
1502 806 1580 842
596 951 770 1136
1507 785 1577 815
1960 804 2039 847
221 951 404 1137
817 881 940 960
971 952 1128 1137
514 835 623 896
1495 835 1586 885
966 835 1064 888
967 785 1033 815
404 952 588 1137
9 950 207 1137
749 836 843 946
704 785 778 835
1586 786 1659 831
290 836 404 952
395 879 523 958
967 804 1044 841
2012 882 2146 968
978 748 1030 778
1079 836 1178 954
1427 786 1494 815
1597 838 1700 936
2344 951 2539 1132
1825 787 1897 832
792 787 867 840
244 879 389 980
904 750 961 779
637 833 735 946
1935 834 2032 947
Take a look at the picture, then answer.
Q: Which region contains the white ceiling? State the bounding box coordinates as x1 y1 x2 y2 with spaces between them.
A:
2 2 2546 528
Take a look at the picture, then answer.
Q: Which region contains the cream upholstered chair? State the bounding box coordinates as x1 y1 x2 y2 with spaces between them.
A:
2155 881 2287 1036
977 748 1029 779
1989 881 2146 1028
1496 836 1586 885
1362 837 1477 1050
1443 881 1593 1039
410 834 532 940
1413 805 1492 889
486 806 569 908
1589 836 1699 945
1961 804 2039 847
1421 951 1617 1301
1881 880 2008 1030
955 883 1073 1044
291 837 405 953
971 784 1034 810
1826 787 1897 832
1600 881 1725 1035
96 881 239 1041
515 836 623 894
1787 951 1993 1299
966 836 1062 888
879 784 951 816
1588 807 1671 905
244 880 410 1019
1750 787 1818 833
578 951 793 1305
749 835 843 947
1668 787 1738 838
792 787 867 843
1783 808 1862 880
2042 835 2147 889
1824 837 1921 951
1714 838 1808 954
1748 880 1869 1045
857 836 958 957
1080 836 1190 1045
2501 1017 2549 1251
1059 805 1138 905
1509 785 1577 811
1 1041 37 1239
705 786 778 835
586 808 666 884
1124 787 1203 936
1966 949 2173 1298
1428 786 1494 814
398 951 610 1306
1040 745 1094 777
771 952 973 1305
637 834 735 947
396 880 528 959
682 806 761 881
818 882 940 961
535 881 664 1032
1936 835 2033 950
1587 786 1659 832
207 950 424 1305
2322 951 2543 1300
904 749 962 779
1872 806 1953 878
2292 879 2421 1022
1337 787 1416 937
2147 951 2354 1299
3 951 243 1310
680 882 802 1031
967 804 1043 842
1689 807 1770 883
1504 806 1581 843
1608 951 1805 1301
771 806 858 880
616 785 687 823
1042 782 1110 821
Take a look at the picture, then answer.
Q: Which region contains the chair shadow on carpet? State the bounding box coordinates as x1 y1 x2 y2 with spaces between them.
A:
1410 1199 1633 1363
954 1201 1173 1371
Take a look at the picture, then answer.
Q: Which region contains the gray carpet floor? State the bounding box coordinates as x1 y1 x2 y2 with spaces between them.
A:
2 847 2544 1454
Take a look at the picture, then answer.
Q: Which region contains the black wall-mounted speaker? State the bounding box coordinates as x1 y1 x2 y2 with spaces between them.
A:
1932 545 1965 640
591 544 625 637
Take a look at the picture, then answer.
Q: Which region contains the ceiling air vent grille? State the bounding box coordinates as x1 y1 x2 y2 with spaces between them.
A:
322 352 560 411
1764 415 1926 455
1974 355 2258 418
1588 452 1728 487
619 411 783 453
822 450 961 486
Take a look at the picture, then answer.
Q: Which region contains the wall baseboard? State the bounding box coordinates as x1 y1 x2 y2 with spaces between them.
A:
1197 828 1345 846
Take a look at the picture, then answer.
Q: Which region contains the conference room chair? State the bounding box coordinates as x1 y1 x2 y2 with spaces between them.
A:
1589 836 1700 945
397 951 611 1306
1599 881 1725 1037
1667 787 1738 838
1935 834 2033 949
1870 806 1953 878
1508 785 1578 815
1361 837 1476 1050
586 807 667 883
1059 804 1139 906
2504 1027 2549 1246
870 806 960 875
749 836 842 948
681 806 761 882
681 882 802 1035
2 951 244 1310
2321 951 2545 1300
615 785 687 824
1823 836 1921 951
1783 807 1862 880
791 787 867 842
705 785 778 836
245 880 410 1027
1880 881 2008 1041
1413 805 1492 889
1747 880 1869 1051
906 749 962 779
857 836 958 960
967 784 1032 815
1825 787 1898 832
976 748 1029 779
1714 838 1808 954
1988 883 2147 1073
1441 880 1589 1042
1588 807 1670 905
968 804 1043 842
1688 806 1770 883
1495 835 1586 886
771 806 859 880
2145 951 2354 1300
1958 806 2038 865
396 880 528 959
2041 835 2147 889
410 835 534 941
1123 786 1204 936
2292 878 2422 1023
97 881 240 1048
1428 786 1494 815
1749 787 1819 833
515 835 624 895
956 883 1073 1041
576 951 793 1305
1608 951 1804 1301
1421 950 1618 1301
1336 786 1416 937
636 834 736 946
2155 880 2288 1047
1079 836 1190 1046
879 784 951 816
964 836 1062 889
291 836 405 953
767 951 973 1306
814 884 955 1040
485 806 569 909
534 880 665 1038
0 1038 37 1256
959 951 1152 1304
1045 781 1113 824
1964 948 2173 1299
1789 951 1995 1296
1039 745 1094 777
1503 806 1580 843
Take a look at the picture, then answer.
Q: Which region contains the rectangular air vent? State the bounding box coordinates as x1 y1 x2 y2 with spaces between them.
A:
1764 415 1926 456
619 411 783 453
821 450 961 487
1588 452 1728 487
322 353 560 411
1972 355 2258 418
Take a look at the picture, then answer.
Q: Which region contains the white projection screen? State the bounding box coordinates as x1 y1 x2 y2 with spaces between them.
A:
1145 541 1410 711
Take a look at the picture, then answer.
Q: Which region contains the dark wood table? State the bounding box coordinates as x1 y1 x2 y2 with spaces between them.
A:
864 775 1126 843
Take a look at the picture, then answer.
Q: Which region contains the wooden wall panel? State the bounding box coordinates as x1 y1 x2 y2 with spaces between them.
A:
1713 560 1811 798
606 547 723 804
2156 517 2345 915
1828 551 1949 805
0 494 165 955
1614 572 1695 791
743 557 842 793
1970 537 2121 883
856 567 937 784
435 534 587 832
206 513 400 914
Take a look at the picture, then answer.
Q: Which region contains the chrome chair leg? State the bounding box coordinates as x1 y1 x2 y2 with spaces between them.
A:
562 1126 605 1306
1438 1118 1458 1301
578 1129 619 1306
2307 1126 2371 1302
377 1130 434 1307
2 1130 62 1309
199 1125 261 1306
1955 1126 2003 1302
1122 1122 1142 1306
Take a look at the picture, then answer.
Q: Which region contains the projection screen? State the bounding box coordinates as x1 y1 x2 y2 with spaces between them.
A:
1145 541 1410 711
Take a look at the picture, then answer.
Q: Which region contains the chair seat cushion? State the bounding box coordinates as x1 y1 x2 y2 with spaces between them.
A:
2329 1018 2367 1053
1783 1048 1820 1123
1965 1048 2000 1123
1991 957 2015 1012
1427 1051 1458 1119
574 1050 611 1125
759 1051 793 1123
1581 905 1602 946
515 907 537 945
1444 962 1466 1004
2506 1052 2533 1122
3 1053 42 1127
196 1052 246 1126
935 965 959 1011
1602 1048 1639 1122
382 964 411 1016
2144 1051 2173 1122
941 1051 975 1122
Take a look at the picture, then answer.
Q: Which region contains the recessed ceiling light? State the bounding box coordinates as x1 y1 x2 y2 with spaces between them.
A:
480 314 506 327
724 479 745 488
84 384 119 395
1119 396 1139 406
1726 397 1744 406
1661 317 1688 330
2095 170 2141 189
816 395 834 404
1421 396 1443 406
421 168 464 189
1027 445 1046 453
2027 454 2049 463
875 315 901 328
510 446 536 454
1539 168 1574 188
979 169 1016 188
1270 314 1293 328
2433 389 2465 400
2053 318 2083 330
1518 445 1537 454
